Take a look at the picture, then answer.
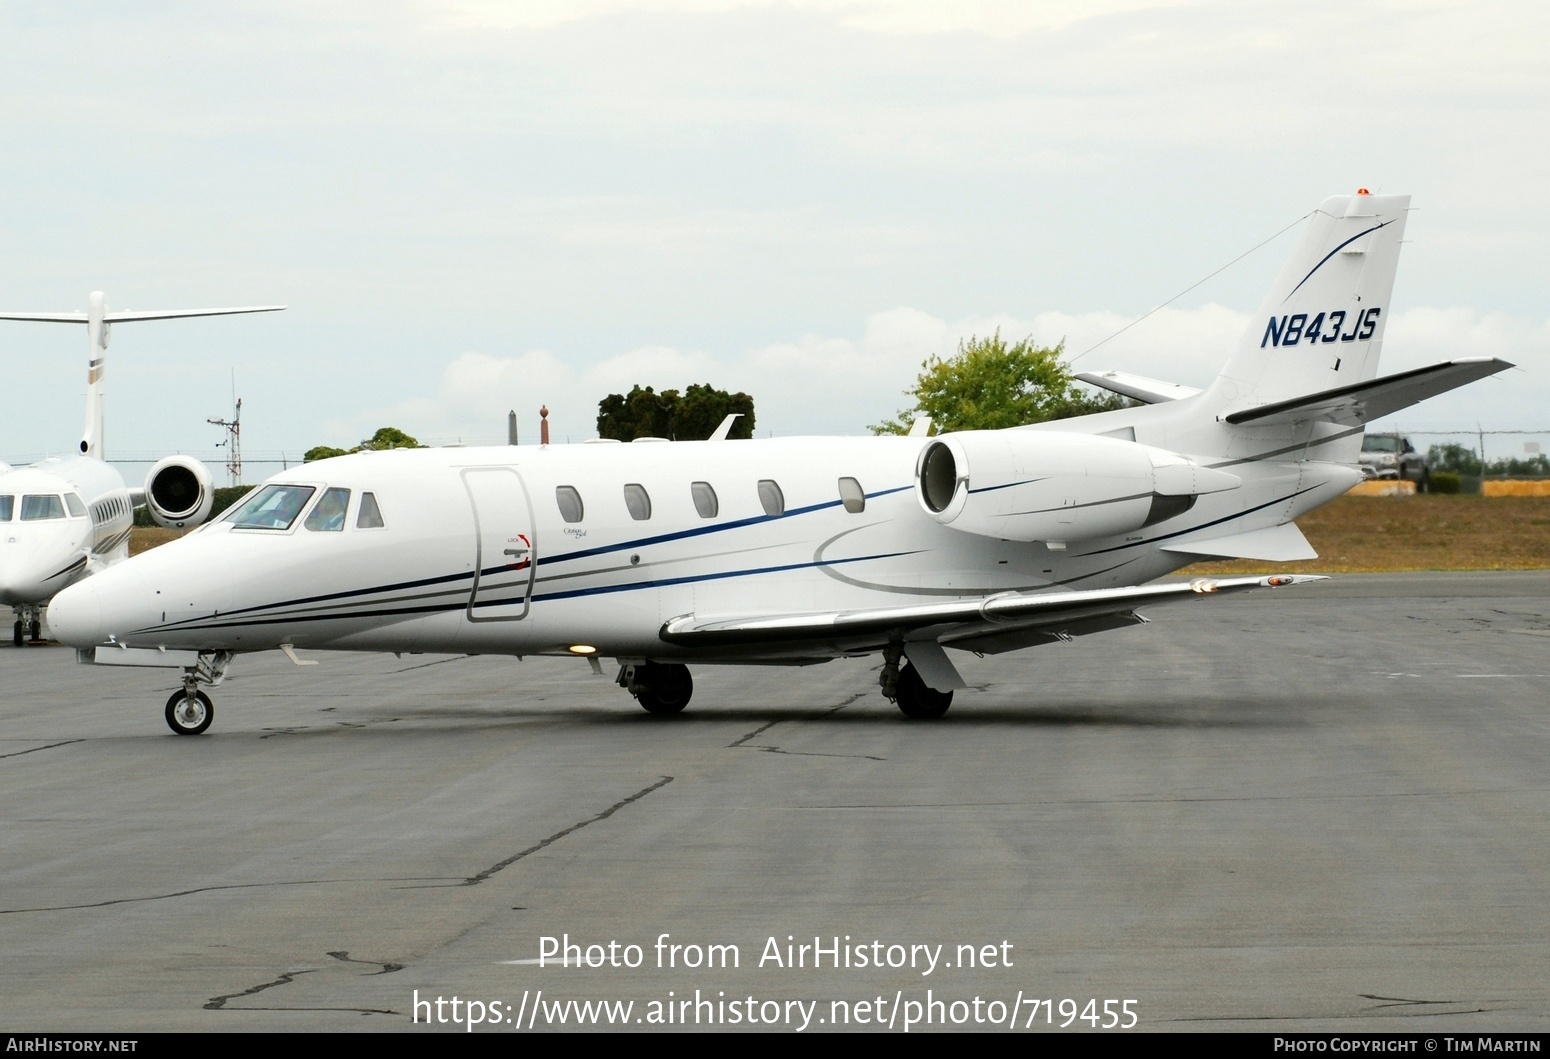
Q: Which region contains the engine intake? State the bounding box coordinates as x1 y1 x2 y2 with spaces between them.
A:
144 456 215 528
915 430 1240 544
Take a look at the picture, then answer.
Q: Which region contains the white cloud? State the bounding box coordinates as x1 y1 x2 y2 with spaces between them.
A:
399 303 1549 443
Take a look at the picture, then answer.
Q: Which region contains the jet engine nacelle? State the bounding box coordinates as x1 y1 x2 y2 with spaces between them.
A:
143 456 215 529
916 430 1241 544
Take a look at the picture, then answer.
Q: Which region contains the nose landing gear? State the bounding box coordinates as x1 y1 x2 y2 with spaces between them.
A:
163 651 233 735
11 605 42 646
165 688 214 735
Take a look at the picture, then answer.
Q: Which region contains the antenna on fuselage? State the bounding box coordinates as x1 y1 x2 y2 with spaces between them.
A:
0 292 285 460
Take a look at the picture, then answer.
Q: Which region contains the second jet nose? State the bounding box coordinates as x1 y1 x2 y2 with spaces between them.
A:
45 578 105 648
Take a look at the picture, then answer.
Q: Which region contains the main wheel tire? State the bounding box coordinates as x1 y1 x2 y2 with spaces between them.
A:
12 621 21 648
894 662 952 719
164 689 214 735
28 617 41 641
634 662 693 716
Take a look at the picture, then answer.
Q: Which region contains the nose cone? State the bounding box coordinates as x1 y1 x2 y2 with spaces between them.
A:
47 578 105 648
0 540 68 606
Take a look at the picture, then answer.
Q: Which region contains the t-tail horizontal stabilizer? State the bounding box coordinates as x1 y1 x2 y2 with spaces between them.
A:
1075 371 1202 405
1224 357 1513 427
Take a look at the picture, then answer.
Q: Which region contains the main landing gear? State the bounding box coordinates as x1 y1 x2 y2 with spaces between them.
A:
620 661 694 716
164 651 233 735
879 642 952 720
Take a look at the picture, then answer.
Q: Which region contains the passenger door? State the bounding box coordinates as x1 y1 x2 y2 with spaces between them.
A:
461 467 537 622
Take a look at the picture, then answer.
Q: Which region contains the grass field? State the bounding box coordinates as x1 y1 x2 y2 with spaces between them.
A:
129 495 1550 573
1184 495 1550 574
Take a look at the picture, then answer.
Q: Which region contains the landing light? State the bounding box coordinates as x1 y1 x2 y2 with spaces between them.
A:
568 644 598 655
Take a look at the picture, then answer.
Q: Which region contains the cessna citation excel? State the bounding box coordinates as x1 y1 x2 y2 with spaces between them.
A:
48 192 1510 734
0 293 283 644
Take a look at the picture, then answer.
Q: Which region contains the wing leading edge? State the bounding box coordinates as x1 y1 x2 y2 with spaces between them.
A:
659 574 1326 651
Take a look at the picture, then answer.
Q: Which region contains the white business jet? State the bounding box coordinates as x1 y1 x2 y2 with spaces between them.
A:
0 293 283 644
48 192 1510 734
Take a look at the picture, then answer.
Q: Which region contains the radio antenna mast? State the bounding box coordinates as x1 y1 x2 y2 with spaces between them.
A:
207 374 242 486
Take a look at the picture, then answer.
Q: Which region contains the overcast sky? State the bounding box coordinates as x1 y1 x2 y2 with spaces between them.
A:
2 0 1546 465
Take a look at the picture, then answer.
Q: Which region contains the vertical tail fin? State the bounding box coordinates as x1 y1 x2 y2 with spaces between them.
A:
83 291 108 459
1209 191 1410 411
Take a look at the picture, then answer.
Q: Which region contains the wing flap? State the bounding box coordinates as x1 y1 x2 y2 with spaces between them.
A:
659 574 1326 649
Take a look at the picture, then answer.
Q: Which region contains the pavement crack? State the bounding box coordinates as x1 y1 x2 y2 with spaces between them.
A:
328 950 404 975
753 746 886 762
0 877 461 915
1364 992 1457 1010
205 969 314 1010
457 777 674 887
0 739 85 761
726 694 864 749
393 654 472 673
728 720 781 748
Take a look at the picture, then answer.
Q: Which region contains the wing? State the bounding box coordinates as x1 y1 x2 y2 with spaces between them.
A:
659 574 1326 653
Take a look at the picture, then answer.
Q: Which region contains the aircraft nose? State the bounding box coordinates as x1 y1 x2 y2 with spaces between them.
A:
47 578 105 648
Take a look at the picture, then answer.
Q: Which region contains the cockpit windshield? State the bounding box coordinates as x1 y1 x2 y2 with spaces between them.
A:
20 495 66 521
226 484 318 530
0 495 12 521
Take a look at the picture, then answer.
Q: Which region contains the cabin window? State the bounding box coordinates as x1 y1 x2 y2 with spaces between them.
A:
20 495 66 521
556 485 584 523
691 481 718 519
757 479 784 518
356 491 385 529
0 495 12 521
623 483 652 521
304 487 351 532
65 493 87 517
227 484 318 530
837 477 865 514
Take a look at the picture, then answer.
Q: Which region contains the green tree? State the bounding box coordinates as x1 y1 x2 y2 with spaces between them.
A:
872 332 1122 435
304 426 424 462
597 384 755 441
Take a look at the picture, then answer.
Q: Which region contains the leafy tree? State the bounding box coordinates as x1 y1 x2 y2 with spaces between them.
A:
304 427 424 462
872 332 1122 435
1427 443 1481 476
597 384 755 441
360 426 423 451
304 445 350 462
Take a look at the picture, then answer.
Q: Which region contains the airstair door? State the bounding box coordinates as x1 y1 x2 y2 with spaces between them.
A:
461 467 537 622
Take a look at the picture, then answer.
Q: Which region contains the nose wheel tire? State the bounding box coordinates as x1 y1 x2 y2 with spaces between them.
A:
893 662 953 719
165 689 214 735
632 662 693 716
11 621 20 648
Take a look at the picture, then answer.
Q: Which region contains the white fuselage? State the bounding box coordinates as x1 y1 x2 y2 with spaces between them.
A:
0 457 134 609
46 434 1353 662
